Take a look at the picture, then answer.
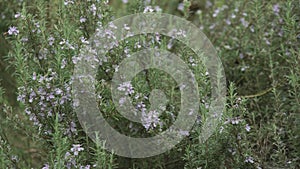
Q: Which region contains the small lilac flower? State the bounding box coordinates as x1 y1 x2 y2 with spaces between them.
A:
72 56 81 64
38 48 48 60
109 22 117 30
32 72 37 80
25 108 31 115
42 164 49 169
245 124 251 132
231 117 241 124
240 18 249 27
141 110 161 130
61 58 67 69
17 93 26 103
8 26 19 35
245 156 254 163
90 4 97 16
264 37 271 45
177 3 184 11
117 81 134 95
213 8 220 17
136 101 147 114
205 1 212 8
70 121 77 133
225 19 231 25
55 88 63 95
14 12 21 18
48 36 55 46
122 0 128 4
29 90 36 103
21 37 29 42
179 130 189 136
80 37 89 44
123 24 130 31
71 144 84 156
11 155 18 161
209 24 216 30
144 6 155 13
80 16 86 23
154 6 162 12
64 0 74 5
80 165 91 169
250 25 255 32
273 4 280 15
119 97 126 106
239 53 244 59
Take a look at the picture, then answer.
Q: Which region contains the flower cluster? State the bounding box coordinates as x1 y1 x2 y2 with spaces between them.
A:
17 69 76 136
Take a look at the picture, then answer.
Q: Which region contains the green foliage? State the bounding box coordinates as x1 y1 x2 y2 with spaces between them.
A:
0 0 299 168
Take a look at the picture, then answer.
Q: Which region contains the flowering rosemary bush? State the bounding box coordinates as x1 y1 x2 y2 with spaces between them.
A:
1 0 299 168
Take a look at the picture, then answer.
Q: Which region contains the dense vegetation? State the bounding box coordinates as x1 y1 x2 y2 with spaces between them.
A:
0 0 299 168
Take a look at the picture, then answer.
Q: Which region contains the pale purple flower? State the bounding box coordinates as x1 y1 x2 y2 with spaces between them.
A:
29 90 36 103
167 39 173 49
25 108 31 115
154 6 162 12
245 156 254 163
179 130 189 136
230 117 242 124
65 121 77 136
80 16 87 23
213 8 220 17
205 1 212 8
209 23 216 30
225 19 231 25
11 155 18 161
123 24 130 31
144 6 155 13
14 12 21 18
117 81 134 95
273 4 280 15
122 0 128 4
55 88 63 95
17 89 26 103
72 56 81 64
61 58 67 69
90 4 97 16
80 165 91 169
250 25 255 32
80 37 89 44
141 110 161 130
240 18 249 27
177 3 184 11
245 124 251 132
71 144 84 156
70 121 77 133
42 164 50 169
21 37 29 42
264 37 271 45
48 36 55 46
8 26 19 35
32 72 37 80
64 0 74 5
119 97 126 106
239 53 244 59
136 101 147 114
38 48 48 60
